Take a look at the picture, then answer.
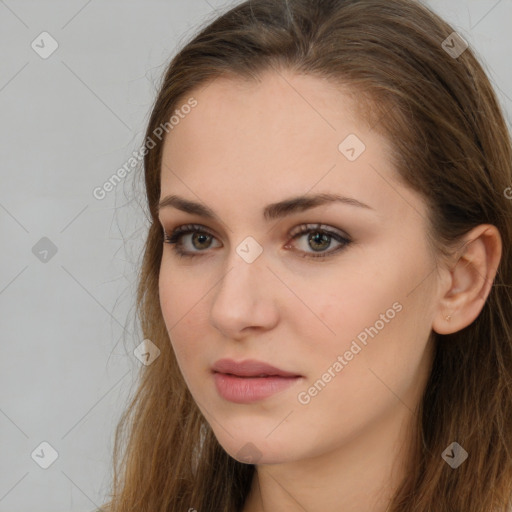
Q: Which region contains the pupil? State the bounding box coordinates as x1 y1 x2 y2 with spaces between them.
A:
193 233 210 249
310 232 330 251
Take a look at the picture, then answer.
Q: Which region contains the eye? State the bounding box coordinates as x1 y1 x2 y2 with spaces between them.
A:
285 223 352 259
162 223 352 259
163 224 220 258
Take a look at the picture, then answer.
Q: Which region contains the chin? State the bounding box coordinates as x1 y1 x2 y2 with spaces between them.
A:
215 435 298 465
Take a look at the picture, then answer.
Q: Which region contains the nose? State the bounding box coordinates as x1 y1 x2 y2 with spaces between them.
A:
209 249 279 340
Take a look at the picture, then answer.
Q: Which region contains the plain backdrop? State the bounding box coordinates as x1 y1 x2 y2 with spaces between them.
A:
0 1 511 510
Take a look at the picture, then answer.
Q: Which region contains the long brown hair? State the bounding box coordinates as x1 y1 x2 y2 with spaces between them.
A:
102 1 512 510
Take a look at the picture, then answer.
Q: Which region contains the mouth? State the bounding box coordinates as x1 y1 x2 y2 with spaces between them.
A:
211 359 303 403
212 373 302 403
211 358 302 378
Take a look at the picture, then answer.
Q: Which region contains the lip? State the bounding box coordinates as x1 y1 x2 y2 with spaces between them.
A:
212 358 301 378
212 359 303 403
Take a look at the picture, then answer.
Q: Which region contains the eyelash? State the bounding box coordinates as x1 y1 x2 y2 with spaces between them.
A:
162 223 352 260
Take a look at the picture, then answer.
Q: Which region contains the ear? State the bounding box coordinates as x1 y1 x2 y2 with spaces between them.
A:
432 224 502 335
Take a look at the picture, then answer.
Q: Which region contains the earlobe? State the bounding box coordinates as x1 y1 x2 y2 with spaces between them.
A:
432 224 502 335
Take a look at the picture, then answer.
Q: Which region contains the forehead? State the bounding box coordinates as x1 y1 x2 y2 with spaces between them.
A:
159 70 416 221
163 70 364 161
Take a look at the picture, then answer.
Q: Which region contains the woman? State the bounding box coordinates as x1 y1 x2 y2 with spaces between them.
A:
102 0 512 510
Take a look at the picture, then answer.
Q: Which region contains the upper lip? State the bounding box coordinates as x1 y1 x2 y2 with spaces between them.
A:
212 358 301 378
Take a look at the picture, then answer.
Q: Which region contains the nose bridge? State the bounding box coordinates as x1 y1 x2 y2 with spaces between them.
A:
218 231 268 290
214 241 267 307
209 239 278 335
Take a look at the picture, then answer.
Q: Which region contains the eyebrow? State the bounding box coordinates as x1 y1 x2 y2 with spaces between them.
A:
158 193 373 222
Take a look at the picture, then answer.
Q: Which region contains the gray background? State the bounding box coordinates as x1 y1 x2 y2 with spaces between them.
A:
0 1 510 511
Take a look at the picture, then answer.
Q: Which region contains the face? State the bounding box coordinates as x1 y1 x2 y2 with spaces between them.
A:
157 70 439 465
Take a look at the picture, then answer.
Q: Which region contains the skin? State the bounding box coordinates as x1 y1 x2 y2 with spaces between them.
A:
157 70 502 512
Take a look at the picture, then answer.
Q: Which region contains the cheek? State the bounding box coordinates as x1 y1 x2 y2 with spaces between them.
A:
306 268 401 345
292 280 433 443
305 252 434 381
158 265 208 371
158 257 209 326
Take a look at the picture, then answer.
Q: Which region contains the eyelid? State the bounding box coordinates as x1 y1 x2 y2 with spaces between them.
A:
161 221 349 240
162 222 349 245
288 222 349 239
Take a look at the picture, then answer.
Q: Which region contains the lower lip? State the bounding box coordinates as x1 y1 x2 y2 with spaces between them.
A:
213 372 301 403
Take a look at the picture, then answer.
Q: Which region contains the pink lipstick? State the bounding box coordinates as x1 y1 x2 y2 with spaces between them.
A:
212 359 302 403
